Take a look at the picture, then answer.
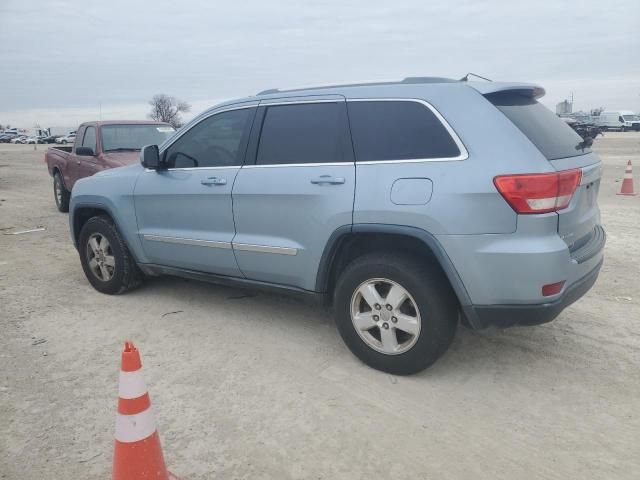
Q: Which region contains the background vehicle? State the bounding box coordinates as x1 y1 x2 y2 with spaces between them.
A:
10 135 27 144
596 110 640 131
46 120 175 212
56 133 76 144
0 133 17 143
69 78 605 374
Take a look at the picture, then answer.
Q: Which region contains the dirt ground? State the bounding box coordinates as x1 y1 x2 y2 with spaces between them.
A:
1 134 639 480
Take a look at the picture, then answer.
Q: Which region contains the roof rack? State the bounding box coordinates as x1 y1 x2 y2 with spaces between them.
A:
256 77 458 95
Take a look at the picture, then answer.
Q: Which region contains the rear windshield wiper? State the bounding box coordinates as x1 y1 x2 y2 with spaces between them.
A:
104 148 141 152
575 137 594 151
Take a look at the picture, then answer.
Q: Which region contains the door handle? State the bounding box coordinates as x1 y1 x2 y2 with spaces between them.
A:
310 175 345 185
76 160 81 165
201 176 227 186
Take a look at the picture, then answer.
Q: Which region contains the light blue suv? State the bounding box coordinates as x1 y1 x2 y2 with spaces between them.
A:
70 77 605 374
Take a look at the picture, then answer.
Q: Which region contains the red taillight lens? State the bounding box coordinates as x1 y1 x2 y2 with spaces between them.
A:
493 169 582 214
542 281 565 296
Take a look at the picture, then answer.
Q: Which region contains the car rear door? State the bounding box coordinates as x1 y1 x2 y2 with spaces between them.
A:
134 104 257 275
231 96 355 290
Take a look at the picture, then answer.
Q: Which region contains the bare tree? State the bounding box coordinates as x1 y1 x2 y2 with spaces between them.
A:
147 94 191 128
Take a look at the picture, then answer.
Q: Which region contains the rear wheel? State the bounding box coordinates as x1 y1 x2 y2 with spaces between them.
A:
78 216 143 294
53 172 70 212
333 252 458 375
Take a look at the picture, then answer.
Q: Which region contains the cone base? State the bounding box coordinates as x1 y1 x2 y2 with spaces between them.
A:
617 192 637 196
113 431 169 480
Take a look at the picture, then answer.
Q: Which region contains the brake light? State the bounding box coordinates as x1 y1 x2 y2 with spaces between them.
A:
493 169 582 214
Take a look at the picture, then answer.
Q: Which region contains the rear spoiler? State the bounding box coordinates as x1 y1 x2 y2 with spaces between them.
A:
465 81 546 99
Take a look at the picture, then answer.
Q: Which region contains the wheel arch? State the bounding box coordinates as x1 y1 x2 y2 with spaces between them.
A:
316 224 473 310
71 203 123 249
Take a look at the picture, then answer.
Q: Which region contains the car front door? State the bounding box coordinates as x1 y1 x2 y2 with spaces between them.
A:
74 125 100 180
134 104 257 276
231 97 355 290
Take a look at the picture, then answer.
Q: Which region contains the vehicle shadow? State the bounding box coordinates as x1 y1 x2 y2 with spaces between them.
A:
137 275 596 379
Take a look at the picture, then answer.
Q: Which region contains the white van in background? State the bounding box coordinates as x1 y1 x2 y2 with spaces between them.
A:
596 110 640 131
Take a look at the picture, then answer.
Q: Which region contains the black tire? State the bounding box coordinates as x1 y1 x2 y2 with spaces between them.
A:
53 172 70 212
333 252 458 375
78 215 143 295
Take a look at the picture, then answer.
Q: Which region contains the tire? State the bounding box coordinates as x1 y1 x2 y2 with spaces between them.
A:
62 140 67 144
53 172 70 212
78 215 143 295
333 252 458 375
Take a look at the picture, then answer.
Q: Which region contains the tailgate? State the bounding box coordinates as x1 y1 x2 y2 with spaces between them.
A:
485 89 604 254
551 153 602 252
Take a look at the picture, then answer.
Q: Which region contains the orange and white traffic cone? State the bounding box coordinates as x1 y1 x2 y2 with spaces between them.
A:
113 341 179 480
617 160 636 196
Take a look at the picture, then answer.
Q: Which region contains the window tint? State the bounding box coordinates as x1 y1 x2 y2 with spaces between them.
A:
487 92 590 160
82 127 96 152
256 102 348 165
164 108 252 168
347 101 461 161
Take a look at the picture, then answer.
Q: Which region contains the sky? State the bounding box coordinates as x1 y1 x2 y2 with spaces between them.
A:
0 0 638 128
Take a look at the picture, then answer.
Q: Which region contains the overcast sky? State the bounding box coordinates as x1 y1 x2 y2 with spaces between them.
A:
0 0 638 128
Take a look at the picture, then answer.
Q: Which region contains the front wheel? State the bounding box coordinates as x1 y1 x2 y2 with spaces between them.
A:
78 216 143 295
333 252 458 375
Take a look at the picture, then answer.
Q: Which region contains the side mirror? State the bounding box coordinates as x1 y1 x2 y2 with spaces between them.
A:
140 144 160 170
76 146 94 156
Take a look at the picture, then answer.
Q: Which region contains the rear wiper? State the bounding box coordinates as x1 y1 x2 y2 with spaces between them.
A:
575 137 594 151
105 148 141 152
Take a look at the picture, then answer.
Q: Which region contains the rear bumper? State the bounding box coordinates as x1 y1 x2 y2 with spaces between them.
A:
464 257 603 329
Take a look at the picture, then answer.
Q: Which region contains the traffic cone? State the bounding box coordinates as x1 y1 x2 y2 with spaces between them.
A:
113 341 179 480
617 160 636 196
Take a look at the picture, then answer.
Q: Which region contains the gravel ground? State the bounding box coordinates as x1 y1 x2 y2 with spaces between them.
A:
1 133 639 479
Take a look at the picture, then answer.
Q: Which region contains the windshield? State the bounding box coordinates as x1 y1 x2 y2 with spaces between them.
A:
101 124 176 152
486 92 591 160
622 115 639 122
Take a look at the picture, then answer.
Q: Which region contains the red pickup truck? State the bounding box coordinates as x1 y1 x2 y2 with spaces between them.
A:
45 120 175 212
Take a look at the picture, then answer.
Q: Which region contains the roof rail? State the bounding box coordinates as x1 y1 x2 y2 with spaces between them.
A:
256 77 458 95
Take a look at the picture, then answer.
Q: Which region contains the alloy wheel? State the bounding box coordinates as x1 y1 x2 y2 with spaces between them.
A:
350 278 421 355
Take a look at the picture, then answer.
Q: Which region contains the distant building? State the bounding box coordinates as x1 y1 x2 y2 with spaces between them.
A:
556 100 573 115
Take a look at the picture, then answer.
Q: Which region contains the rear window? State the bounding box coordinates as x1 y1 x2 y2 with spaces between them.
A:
347 100 461 161
487 92 590 160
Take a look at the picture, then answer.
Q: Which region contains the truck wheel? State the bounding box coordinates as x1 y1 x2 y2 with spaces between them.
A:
53 173 70 212
78 216 143 295
333 252 458 375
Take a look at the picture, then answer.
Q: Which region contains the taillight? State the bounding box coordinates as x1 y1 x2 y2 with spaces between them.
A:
493 169 582 214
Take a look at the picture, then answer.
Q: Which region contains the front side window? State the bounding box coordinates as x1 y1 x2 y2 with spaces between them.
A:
164 109 252 168
82 126 96 152
347 101 461 162
622 115 639 122
102 124 176 153
256 102 349 165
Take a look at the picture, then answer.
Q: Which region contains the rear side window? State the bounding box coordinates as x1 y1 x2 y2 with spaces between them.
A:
347 100 461 161
256 102 349 165
487 92 590 160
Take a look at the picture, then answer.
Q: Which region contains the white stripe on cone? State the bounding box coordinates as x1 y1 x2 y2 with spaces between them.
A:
115 408 157 443
118 370 148 399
